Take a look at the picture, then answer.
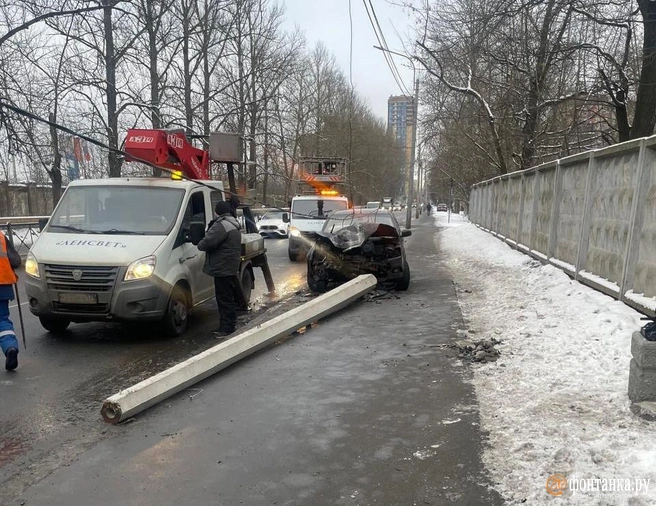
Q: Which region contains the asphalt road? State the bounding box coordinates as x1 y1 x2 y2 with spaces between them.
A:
0 236 305 498
1 213 502 505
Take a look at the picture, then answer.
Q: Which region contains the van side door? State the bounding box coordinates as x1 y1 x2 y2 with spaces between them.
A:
176 190 214 304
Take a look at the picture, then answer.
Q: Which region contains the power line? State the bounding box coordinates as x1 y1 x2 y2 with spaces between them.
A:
368 0 412 95
349 0 354 89
362 0 410 96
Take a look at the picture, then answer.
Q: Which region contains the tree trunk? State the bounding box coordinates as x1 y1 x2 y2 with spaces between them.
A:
262 114 269 204
146 0 162 176
104 0 121 177
48 112 62 204
182 1 193 135
248 101 257 189
632 1 656 139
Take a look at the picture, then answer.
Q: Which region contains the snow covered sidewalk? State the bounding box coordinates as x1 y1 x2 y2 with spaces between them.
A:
435 212 656 505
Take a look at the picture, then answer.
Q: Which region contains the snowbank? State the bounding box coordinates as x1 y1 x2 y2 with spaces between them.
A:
436 212 656 505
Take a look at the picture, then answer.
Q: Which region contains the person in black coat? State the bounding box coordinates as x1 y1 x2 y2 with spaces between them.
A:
197 201 242 336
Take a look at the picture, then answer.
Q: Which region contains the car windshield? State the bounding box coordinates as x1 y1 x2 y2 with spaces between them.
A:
261 211 284 220
292 199 348 219
323 212 396 233
48 186 185 235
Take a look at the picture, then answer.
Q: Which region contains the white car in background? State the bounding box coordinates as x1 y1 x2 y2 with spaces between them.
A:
257 210 290 238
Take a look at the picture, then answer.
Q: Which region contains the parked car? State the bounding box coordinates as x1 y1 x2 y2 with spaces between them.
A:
257 210 290 237
306 208 411 292
365 201 381 209
436 203 448 212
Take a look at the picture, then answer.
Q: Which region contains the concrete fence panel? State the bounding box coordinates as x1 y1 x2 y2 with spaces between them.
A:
533 166 556 258
507 174 522 244
519 172 536 249
497 177 509 238
627 141 656 303
469 134 656 315
582 145 641 294
553 155 589 271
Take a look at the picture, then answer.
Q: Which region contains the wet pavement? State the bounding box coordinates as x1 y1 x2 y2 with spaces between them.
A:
0 237 304 500
1 215 504 505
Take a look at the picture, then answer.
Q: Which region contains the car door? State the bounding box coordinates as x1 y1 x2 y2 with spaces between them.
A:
177 191 214 304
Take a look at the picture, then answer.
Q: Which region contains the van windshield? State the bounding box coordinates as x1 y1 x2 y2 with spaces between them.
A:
292 199 348 219
48 186 185 235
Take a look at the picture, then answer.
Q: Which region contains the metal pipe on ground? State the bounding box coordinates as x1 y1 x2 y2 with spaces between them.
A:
101 274 378 424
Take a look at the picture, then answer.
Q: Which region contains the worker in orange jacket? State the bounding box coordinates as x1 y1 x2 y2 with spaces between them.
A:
0 232 21 371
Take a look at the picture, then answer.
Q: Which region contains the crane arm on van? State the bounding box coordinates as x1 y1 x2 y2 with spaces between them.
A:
124 129 209 180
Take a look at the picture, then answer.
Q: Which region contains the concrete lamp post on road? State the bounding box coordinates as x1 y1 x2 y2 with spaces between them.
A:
374 45 419 230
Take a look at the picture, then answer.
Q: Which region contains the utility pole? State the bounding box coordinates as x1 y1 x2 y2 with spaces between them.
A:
405 77 419 230
416 144 421 219
448 177 453 223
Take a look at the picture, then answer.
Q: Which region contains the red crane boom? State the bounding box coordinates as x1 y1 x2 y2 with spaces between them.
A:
124 129 209 180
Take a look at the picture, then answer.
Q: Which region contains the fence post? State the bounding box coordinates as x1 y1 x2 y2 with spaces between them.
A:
529 170 541 251
547 161 563 260
575 152 597 279
621 140 650 299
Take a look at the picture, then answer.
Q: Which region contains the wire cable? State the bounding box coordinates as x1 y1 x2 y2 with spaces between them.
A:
362 0 410 96
0 99 340 219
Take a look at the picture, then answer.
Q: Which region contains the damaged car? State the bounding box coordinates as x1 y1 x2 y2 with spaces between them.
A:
306 208 411 292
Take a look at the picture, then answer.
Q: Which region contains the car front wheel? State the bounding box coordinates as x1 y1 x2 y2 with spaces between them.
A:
396 260 410 291
161 284 190 337
307 261 328 293
39 316 71 334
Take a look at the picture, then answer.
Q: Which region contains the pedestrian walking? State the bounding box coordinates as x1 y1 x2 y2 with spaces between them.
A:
0 231 22 371
197 201 242 337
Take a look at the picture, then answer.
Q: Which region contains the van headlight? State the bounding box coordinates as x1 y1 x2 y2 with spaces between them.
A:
25 252 40 278
125 256 156 281
290 227 301 237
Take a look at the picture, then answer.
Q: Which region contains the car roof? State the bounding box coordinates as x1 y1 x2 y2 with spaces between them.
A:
67 177 224 190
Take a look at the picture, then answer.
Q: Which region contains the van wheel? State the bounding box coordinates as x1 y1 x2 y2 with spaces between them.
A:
39 317 70 334
396 260 411 291
241 268 254 304
161 285 189 337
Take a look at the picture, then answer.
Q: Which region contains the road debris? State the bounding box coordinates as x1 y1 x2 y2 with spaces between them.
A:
451 338 501 363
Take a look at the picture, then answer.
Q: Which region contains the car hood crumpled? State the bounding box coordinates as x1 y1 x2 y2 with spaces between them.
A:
317 222 399 251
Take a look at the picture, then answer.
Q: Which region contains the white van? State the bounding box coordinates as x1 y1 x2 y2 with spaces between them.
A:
287 194 349 260
24 178 264 336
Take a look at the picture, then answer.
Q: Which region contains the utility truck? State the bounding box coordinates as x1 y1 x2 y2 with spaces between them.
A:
25 129 274 336
287 157 350 261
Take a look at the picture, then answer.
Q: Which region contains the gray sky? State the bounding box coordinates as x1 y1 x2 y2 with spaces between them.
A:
281 0 419 122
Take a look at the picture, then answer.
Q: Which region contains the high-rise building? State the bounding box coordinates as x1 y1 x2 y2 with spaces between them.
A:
387 95 415 194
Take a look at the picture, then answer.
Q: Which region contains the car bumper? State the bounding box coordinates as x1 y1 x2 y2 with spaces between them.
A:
25 271 169 323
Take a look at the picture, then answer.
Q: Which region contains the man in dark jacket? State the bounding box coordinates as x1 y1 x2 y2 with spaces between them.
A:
0 231 22 371
198 201 242 337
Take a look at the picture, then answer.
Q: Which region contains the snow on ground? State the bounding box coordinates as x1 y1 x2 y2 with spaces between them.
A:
434 211 656 505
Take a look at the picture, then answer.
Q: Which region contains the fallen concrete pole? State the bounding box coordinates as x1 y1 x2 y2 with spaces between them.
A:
101 274 377 424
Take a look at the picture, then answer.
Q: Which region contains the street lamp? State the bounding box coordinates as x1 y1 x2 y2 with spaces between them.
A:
374 45 419 230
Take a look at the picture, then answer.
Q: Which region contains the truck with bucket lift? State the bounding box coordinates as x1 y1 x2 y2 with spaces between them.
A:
286 157 350 261
24 129 275 336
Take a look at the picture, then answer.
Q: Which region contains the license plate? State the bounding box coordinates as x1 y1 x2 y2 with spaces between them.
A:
59 293 98 305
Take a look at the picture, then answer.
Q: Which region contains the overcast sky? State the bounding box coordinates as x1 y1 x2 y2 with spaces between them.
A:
281 0 419 122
